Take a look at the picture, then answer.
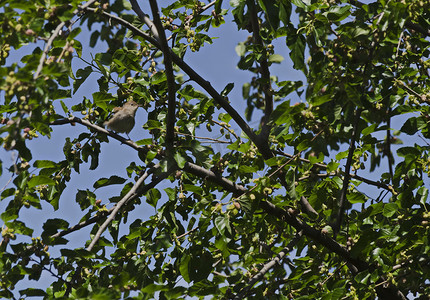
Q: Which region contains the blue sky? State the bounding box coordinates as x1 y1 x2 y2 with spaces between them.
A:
0 1 425 298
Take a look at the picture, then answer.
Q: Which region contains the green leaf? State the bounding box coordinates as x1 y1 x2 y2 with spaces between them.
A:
287 33 306 71
93 176 126 189
33 160 57 169
335 150 349 161
19 288 47 297
348 192 366 204
290 0 306 9
93 92 115 109
221 83 234 97
258 0 280 29
323 5 351 22
268 54 284 63
174 152 187 168
113 49 142 72
270 100 292 125
417 186 428 207
362 124 377 136
215 215 231 236
27 176 56 188
180 255 191 283
401 117 425 135
383 203 398 217
42 218 70 236
6 220 33 236
135 138 154 145
237 195 252 215
146 188 161 208
73 66 93 93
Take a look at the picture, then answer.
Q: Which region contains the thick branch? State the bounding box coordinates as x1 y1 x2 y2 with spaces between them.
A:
51 165 163 241
148 0 177 159
183 162 247 195
129 0 159 39
86 165 159 251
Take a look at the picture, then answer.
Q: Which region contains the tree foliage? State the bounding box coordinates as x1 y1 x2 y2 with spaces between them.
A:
1 0 430 299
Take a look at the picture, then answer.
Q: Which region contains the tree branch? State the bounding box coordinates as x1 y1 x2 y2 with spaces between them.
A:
50 165 162 242
86 165 159 251
248 1 273 142
386 107 394 180
334 108 362 237
129 0 159 40
34 0 98 79
234 231 303 299
148 0 177 160
275 150 394 192
50 116 142 151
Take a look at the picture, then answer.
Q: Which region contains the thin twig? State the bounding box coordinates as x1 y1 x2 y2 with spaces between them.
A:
334 108 362 237
176 131 231 144
233 231 303 299
176 226 198 239
34 0 98 79
386 107 394 180
50 116 142 151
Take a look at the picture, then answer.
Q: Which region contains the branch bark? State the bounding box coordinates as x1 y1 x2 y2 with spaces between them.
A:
129 0 159 40
86 164 161 251
148 0 177 160
248 1 273 142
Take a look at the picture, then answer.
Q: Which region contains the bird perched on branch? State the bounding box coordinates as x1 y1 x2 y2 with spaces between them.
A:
103 100 140 139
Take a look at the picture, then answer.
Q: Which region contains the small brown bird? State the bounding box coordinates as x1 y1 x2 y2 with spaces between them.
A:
103 100 140 138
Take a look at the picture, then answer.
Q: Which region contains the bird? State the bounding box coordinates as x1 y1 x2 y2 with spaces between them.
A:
103 100 140 139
